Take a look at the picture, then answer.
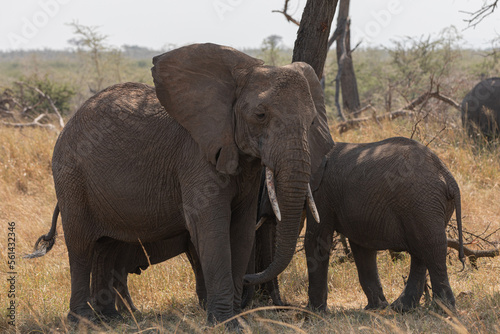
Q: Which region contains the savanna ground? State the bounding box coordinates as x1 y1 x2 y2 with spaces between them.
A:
1 117 499 333
1 29 500 333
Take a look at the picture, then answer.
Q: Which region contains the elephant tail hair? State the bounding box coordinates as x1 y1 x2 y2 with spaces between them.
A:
24 204 59 259
450 181 465 271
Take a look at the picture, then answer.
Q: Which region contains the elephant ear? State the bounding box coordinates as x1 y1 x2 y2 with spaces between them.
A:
151 43 263 175
287 62 335 191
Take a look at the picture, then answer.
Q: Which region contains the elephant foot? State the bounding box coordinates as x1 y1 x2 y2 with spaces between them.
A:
241 286 254 309
391 297 419 313
67 305 95 323
307 302 327 313
226 317 246 333
208 316 244 333
430 296 456 314
364 294 389 310
364 299 389 310
117 305 139 314
99 308 124 322
116 300 139 314
270 289 286 307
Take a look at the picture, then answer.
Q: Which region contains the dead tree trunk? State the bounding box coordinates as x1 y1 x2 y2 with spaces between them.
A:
335 0 360 115
292 0 339 78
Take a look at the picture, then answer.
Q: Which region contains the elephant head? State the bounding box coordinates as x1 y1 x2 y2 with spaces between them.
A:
151 43 330 285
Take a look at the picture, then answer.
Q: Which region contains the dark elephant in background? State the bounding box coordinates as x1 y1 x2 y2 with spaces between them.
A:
251 137 464 313
461 77 500 139
29 43 332 326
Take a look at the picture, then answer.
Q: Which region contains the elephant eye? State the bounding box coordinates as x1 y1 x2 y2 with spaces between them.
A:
255 111 266 121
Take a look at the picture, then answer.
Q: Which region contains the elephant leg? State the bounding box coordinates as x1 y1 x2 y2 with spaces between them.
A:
305 211 335 311
114 272 139 313
266 276 284 306
186 240 207 309
186 205 236 325
61 205 96 322
422 237 456 311
241 240 255 309
229 199 258 315
349 241 389 310
91 238 122 320
391 256 426 312
253 218 284 306
66 243 93 322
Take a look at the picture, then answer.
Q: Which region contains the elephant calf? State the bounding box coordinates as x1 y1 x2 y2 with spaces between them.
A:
254 137 465 312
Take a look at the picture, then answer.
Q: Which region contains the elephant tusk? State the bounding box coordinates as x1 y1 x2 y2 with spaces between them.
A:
265 167 282 222
256 217 266 231
307 183 320 223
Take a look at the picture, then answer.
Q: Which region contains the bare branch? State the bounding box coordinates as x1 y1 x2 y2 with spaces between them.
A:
351 103 376 118
15 82 65 128
432 92 461 111
337 90 462 134
2 113 57 131
448 223 500 249
462 0 499 28
410 118 424 139
338 110 414 134
426 126 447 147
447 238 499 259
32 87 65 128
272 0 301 26
327 26 341 50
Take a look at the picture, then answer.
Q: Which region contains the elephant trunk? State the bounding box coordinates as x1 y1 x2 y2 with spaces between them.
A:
244 146 310 286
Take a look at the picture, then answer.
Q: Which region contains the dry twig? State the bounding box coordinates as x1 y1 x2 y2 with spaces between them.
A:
337 90 461 134
15 81 65 128
462 0 499 28
447 239 499 259
2 113 56 131
272 0 301 26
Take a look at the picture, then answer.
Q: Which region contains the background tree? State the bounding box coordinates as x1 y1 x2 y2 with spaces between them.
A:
68 22 107 92
275 0 359 120
68 22 123 95
292 0 338 77
260 35 286 66
333 0 360 117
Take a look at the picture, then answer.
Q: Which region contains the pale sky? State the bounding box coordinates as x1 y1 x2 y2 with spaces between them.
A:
1 0 499 52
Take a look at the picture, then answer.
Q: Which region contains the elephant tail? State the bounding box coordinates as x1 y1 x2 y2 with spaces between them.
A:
450 180 465 270
24 204 59 259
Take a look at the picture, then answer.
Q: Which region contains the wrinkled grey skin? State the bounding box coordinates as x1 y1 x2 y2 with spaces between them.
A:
251 137 464 313
92 235 205 314
461 77 500 139
30 43 331 326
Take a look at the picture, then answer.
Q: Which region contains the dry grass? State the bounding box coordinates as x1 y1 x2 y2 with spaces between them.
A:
1 116 499 333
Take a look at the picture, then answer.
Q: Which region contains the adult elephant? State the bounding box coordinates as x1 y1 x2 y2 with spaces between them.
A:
461 77 500 139
29 43 331 326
